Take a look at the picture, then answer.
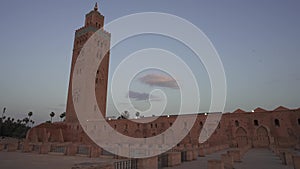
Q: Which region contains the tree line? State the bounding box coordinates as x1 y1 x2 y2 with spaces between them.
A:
0 107 66 139
0 107 33 138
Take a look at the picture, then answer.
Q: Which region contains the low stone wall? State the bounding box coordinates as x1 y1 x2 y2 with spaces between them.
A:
19 142 100 158
221 153 233 169
0 141 22 152
205 144 249 169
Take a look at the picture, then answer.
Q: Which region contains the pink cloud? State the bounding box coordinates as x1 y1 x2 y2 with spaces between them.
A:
139 74 179 89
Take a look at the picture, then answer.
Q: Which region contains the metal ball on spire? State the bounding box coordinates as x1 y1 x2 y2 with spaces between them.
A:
94 2 98 11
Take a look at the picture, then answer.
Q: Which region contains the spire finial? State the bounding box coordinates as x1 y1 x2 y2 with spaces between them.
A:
94 2 98 11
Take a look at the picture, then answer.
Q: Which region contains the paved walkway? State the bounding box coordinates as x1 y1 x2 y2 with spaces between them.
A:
0 151 116 169
0 149 295 169
234 148 293 169
164 148 293 169
164 149 293 169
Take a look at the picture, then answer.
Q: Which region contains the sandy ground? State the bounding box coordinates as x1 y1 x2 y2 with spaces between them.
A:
0 151 116 169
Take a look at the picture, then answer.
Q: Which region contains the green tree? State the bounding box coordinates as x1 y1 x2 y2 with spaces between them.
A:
0 111 31 138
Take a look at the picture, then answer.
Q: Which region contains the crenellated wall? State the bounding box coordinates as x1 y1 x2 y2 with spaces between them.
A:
26 106 300 150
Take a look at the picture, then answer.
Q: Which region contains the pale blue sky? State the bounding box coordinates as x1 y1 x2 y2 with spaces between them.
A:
0 0 299 124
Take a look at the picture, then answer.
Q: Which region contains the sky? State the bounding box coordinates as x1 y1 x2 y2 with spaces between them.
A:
0 0 299 124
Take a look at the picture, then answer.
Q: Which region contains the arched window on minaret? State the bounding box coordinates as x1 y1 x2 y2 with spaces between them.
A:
235 120 239 127
274 119 280 127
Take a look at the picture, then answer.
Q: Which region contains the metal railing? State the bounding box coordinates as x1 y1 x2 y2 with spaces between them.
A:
158 153 168 169
77 145 90 155
50 145 66 153
114 159 137 169
181 151 187 162
32 145 40 152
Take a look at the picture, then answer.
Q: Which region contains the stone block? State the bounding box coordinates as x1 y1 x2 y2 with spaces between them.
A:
7 143 18 152
227 150 241 162
90 146 100 158
192 149 198 160
137 156 158 169
199 148 205 157
22 141 32 152
186 150 194 161
293 155 300 169
167 152 181 167
283 151 294 166
67 144 77 156
207 159 224 169
39 143 50 154
221 154 233 169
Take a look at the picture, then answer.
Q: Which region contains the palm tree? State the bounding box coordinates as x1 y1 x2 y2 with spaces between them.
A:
2 107 6 119
122 110 129 119
28 111 33 121
117 110 129 119
50 112 55 123
59 112 66 121
30 120 35 127
23 117 29 125
135 112 140 119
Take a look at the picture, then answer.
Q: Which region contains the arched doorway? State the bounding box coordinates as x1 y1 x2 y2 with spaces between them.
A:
254 126 270 147
235 127 248 147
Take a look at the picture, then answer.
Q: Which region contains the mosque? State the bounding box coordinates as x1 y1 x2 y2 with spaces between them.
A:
23 3 300 169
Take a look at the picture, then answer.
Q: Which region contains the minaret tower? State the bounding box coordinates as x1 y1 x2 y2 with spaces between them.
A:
65 3 110 123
